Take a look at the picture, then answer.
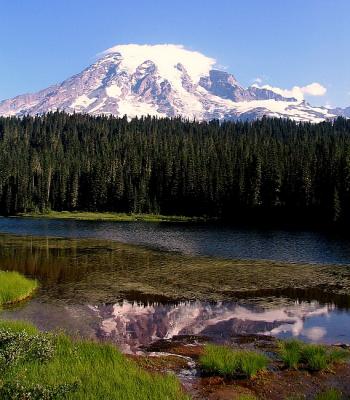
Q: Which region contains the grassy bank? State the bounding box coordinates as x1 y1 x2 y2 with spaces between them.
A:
0 320 189 400
17 211 207 223
0 271 38 305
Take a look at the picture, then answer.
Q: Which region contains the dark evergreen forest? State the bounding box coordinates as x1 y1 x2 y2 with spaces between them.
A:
1 112 350 226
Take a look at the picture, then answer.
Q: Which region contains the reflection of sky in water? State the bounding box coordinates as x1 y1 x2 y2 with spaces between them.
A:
1 217 350 263
274 309 350 343
3 299 349 353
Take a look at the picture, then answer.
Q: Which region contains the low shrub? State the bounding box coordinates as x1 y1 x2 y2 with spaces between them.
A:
199 344 268 378
0 381 79 400
0 328 55 370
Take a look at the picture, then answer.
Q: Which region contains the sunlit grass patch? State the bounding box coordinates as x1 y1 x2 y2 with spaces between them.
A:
0 319 39 335
0 271 38 305
19 210 204 223
0 321 190 400
278 340 349 371
199 344 268 378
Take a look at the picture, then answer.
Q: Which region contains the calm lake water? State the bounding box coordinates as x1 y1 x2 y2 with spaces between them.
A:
0 217 350 350
1 217 350 264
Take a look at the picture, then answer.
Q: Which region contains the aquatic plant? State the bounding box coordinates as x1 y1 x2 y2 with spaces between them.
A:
0 320 190 400
0 271 38 305
199 344 268 378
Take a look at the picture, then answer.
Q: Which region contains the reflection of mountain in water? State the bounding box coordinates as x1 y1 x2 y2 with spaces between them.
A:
95 300 336 353
3 299 349 353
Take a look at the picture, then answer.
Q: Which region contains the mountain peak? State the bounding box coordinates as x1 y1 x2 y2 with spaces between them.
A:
101 44 216 85
0 43 343 122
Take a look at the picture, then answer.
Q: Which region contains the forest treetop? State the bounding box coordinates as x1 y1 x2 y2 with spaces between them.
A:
1 112 350 226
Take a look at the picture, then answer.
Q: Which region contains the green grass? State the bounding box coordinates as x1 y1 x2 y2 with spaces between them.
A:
0 271 38 305
199 344 268 378
278 340 349 371
314 388 342 400
0 319 38 334
0 320 190 400
18 210 206 223
278 340 303 369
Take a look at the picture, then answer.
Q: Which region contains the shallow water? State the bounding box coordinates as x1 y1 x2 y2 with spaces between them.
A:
0 218 350 350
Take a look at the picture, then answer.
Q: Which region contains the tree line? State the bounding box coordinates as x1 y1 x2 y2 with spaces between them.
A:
1 112 350 226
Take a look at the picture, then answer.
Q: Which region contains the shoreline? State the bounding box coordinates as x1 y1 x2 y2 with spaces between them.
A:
15 211 210 223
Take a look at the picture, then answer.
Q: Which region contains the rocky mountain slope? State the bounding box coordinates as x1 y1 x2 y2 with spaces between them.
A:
0 44 346 122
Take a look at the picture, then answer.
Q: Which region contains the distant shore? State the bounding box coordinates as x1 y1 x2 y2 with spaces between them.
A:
16 211 209 223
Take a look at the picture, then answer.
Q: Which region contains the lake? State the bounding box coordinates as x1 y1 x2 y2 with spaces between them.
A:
1 217 350 264
0 217 350 351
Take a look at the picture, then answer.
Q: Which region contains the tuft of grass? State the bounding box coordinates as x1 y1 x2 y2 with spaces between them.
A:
199 344 268 378
314 388 342 400
302 344 349 371
302 345 329 371
278 340 349 371
0 271 38 305
278 339 303 369
0 321 190 400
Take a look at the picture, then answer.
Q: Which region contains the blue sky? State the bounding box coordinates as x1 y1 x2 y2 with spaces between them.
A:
0 0 349 107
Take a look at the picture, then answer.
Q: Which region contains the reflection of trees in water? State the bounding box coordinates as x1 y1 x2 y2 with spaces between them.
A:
0 234 153 282
0 234 350 309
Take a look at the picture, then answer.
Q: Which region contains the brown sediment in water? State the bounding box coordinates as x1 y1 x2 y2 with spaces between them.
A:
0 233 349 308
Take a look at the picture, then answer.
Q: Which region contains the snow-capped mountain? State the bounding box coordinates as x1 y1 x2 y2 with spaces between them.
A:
0 44 344 122
330 106 350 118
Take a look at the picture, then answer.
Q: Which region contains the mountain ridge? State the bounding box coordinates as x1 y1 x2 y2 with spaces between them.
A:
0 44 347 122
